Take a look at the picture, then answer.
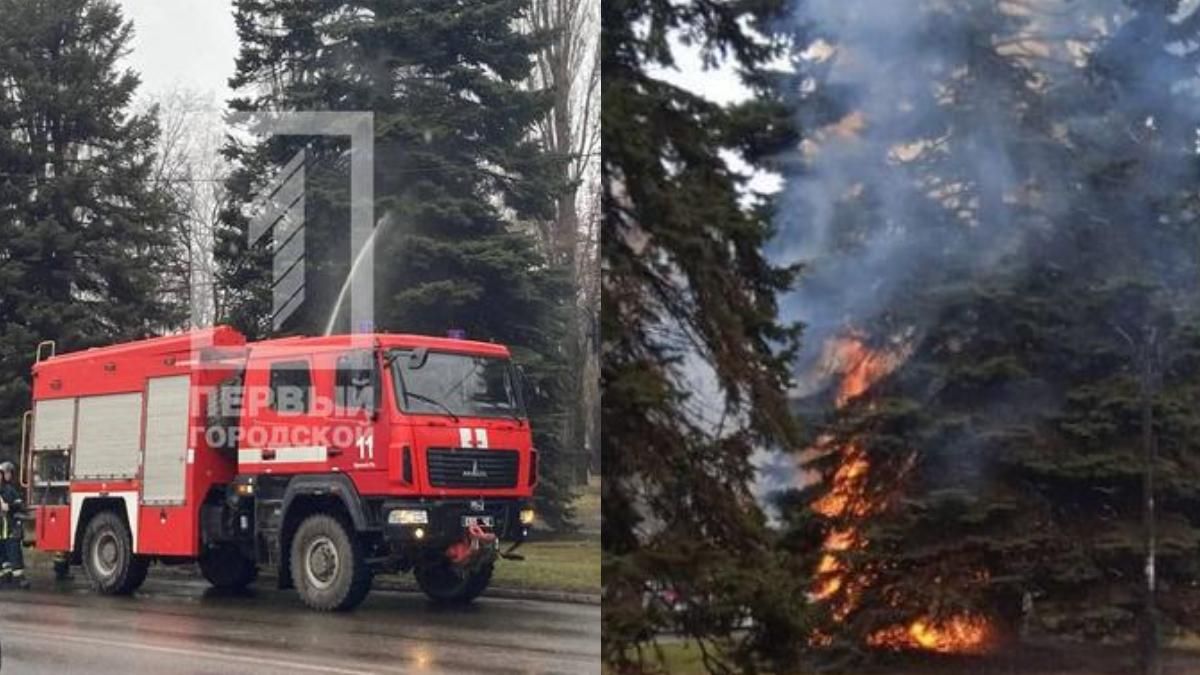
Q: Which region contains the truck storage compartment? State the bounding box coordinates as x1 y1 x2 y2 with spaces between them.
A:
73 392 142 479
34 505 70 551
142 375 191 503
32 397 75 450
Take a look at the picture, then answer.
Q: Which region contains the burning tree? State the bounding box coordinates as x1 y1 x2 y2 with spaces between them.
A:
775 0 1200 665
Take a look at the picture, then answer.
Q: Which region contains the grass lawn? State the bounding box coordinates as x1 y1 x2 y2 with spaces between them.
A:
652 643 706 673
491 537 600 593
601 643 709 675
493 475 601 594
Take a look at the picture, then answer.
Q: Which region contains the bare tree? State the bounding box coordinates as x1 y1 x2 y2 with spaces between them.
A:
526 0 602 482
577 188 601 472
528 0 599 265
146 88 230 329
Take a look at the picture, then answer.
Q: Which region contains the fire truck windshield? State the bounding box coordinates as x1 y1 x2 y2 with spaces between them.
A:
390 349 525 419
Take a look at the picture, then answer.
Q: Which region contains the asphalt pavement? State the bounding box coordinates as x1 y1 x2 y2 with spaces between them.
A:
0 571 599 674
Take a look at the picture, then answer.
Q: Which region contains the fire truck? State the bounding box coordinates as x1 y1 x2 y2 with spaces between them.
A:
18 326 536 611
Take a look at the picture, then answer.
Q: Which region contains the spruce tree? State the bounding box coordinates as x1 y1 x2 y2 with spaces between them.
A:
0 0 179 456
780 0 1200 658
602 0 810 671
219 0 578 525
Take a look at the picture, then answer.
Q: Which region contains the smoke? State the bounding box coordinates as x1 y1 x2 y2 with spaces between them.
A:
756 0 1200 503
774 0 1144 375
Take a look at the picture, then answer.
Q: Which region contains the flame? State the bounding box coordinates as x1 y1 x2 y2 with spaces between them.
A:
810 333 993 654
812 447 872 519
827 335 901 406
812 526 854 601
868 614 994 654
808 334 903 619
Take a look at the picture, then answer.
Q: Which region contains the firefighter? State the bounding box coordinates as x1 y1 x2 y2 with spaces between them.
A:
0 462 29 589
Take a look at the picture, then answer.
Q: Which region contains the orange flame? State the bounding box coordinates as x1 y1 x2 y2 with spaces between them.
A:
869 614 994 653
810 333 993 654
829 337 899 406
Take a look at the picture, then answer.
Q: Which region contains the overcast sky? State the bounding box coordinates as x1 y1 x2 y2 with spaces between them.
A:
119 0 238 103
653 41 783 196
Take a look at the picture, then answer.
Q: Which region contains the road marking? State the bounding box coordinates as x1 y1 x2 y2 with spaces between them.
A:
0 625 398 675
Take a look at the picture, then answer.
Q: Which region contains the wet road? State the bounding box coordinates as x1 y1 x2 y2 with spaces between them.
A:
0 572 599 674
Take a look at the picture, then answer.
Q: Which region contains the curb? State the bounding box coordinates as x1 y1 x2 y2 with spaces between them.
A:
485 587 600 605
372 578 600 605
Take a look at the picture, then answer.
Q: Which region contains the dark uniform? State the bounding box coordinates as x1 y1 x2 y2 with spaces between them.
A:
0 462 28 588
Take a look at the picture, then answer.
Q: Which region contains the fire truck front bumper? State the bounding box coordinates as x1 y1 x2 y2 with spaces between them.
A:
381 498 533 546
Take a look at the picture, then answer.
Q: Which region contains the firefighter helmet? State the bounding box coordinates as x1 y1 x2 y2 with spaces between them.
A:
0 461 14 475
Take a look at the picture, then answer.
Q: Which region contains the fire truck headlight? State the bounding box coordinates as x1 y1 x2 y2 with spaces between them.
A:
389 509 429 525
519 508 535 526
414 527 426 540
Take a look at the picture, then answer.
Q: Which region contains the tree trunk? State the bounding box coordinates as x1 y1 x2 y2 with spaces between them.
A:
1140 351 1160 675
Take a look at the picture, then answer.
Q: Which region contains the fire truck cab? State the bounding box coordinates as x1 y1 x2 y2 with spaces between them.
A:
21 326 535 610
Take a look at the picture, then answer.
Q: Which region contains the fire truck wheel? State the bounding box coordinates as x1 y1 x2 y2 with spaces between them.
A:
199 545 258 590
81 510 149 595
414 558 494 604
290 514 371 611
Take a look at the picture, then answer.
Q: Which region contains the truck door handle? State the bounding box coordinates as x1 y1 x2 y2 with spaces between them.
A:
262 448 276 461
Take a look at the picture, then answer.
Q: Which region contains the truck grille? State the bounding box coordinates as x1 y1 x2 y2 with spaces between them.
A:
426 448 519 489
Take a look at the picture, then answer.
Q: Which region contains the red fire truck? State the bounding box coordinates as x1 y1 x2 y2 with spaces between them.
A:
18 326 536 611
